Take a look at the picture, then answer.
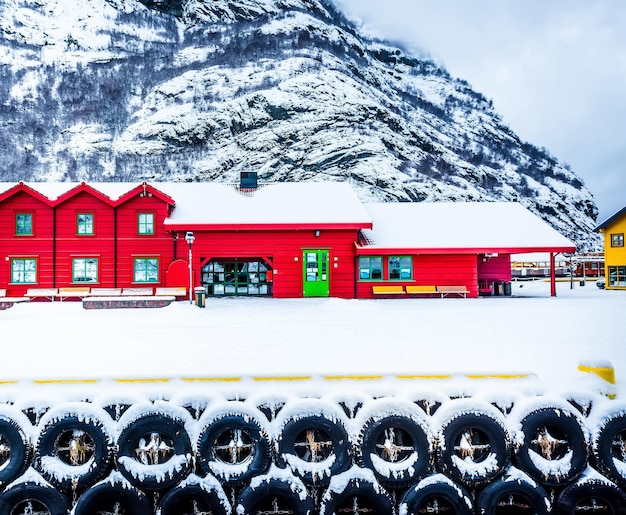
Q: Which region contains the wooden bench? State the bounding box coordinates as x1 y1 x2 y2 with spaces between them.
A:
25 288 59 301
155 287 187 297
88 288 122 296
405 285 437 297
58 287 91 301
121 288 154 296
372 285 405 296
437 285 470 298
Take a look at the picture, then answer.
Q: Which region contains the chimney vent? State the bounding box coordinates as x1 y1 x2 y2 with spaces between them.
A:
240 172 258 190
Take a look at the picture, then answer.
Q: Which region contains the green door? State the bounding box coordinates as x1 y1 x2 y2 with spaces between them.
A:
303 250 330 297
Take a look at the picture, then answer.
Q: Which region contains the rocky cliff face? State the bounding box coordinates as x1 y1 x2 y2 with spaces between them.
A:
0 0 599 248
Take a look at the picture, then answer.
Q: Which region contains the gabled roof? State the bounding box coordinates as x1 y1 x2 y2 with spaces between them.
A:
595 206 626 231
161 182 373 230
115 182 175 207
357 202 576 254
54 182 115 206
0 182 55 206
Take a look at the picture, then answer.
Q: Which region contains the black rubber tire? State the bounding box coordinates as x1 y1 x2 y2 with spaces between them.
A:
356 412 431 488
34 405 114 491
0 407 33 487
319 475 394 514
276 412 351 486
556 477 626 515
157 476 230 515
593 409 626 488
116 407 193 491
236 476 314 515
0 481 70 515
436 409 510 487
477 473 551 514
399 474 473 515
72 476 152 514
515 406 588 486
196 410 271 485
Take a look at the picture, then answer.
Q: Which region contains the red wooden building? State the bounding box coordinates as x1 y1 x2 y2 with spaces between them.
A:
0 179 575 299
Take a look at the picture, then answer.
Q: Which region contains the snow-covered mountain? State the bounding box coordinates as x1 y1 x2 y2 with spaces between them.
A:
0 0 599 249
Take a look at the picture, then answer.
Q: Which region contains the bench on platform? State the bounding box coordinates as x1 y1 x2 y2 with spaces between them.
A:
372 285 405 296
88 288 122 297
121 288 153 296
437 285 470 298
58 287 91 301
25 288 59 301
405 285 437 297
155 287 187 297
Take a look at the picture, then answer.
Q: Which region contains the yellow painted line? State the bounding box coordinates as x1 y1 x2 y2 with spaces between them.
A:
253 376 312 382
33 379 100 385
0 380 19 385
396 374 452 380
324 375 384 381
114 378 171 384
465 374 532 380
181 377 242 383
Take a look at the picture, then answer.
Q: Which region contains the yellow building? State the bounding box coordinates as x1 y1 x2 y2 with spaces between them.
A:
596 207 626 288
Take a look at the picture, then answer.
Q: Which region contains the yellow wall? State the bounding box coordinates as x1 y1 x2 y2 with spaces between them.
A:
600 214 626 288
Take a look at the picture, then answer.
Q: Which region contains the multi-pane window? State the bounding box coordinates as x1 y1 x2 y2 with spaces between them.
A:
611 233 624 247
11 258 36 283
389 256 412 280
72 258 98 283
359 257 383 280
77 214 94 235
138 213 155 235
134 258 159 283
608 266 626 287
15 214 33 235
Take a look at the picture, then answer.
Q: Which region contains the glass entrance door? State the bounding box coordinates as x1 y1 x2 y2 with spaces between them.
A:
303 250 329 297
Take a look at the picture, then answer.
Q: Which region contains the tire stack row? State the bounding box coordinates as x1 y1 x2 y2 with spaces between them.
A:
0 395 625 514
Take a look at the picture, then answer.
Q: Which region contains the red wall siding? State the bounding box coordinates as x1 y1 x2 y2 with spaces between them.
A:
356 253 478 298
0 192 55 296
175 228 360 298
54 192 116 287
115 194 175 288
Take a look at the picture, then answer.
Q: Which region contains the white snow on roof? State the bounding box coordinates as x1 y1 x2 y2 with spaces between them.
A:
0 182 146 202
157 182 372 226
361 202 575 251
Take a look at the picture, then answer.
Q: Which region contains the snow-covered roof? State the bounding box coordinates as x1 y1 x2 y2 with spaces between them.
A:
360 202 575 253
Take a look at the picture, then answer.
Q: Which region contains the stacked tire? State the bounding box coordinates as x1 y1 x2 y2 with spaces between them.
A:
0 395 624 514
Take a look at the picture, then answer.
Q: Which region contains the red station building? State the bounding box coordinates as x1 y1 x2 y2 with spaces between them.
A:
0 178 575 299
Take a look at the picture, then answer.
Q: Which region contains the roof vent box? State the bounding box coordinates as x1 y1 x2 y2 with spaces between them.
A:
240 172 258 189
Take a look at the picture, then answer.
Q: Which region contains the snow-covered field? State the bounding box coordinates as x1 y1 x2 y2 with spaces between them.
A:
0 279 621 405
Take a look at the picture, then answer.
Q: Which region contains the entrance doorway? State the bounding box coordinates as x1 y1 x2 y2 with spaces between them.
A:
303 250 329 297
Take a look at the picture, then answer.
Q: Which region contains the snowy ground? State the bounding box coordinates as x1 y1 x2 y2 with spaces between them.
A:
0 279 621 407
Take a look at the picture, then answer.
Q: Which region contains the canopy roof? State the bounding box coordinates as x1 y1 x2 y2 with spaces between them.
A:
358 202 575 254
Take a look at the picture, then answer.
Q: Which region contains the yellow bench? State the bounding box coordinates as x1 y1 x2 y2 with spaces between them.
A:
155 287 187 297
437 286 470 298
58 287 91 301
372 285 405 296
405 285 437 296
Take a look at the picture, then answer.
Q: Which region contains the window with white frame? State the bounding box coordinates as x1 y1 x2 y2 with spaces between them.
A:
72 258 98 283
11 258 37 283
134 258 159 283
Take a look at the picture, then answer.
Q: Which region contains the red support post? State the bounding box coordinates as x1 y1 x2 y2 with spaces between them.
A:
550 252 557 297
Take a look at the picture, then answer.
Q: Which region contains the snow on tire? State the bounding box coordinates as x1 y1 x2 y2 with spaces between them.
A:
195 403 271 485
34 402 114 492
236 468 314 515
398 473 473 515
512 400 589 486
116 401 193 491
591 403 626 489
435 400 511 487
274 400 351 486
156 473 231 515
0 405 33 488
0 477 70 515
354 398 433 488
72 470 152 515
319 466 394 515
556 471 626 515
477 466 551 515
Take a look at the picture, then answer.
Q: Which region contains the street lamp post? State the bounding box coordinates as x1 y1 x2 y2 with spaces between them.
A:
185 231 195 303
